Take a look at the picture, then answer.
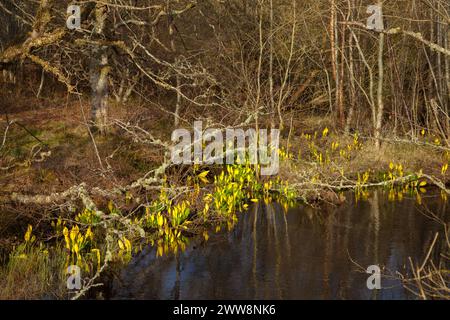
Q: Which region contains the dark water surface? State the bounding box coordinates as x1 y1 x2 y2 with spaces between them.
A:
110 190 448 300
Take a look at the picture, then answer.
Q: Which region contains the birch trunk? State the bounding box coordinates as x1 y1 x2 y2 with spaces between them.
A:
374 1 385 150
90 2 109 133
375 31 385 150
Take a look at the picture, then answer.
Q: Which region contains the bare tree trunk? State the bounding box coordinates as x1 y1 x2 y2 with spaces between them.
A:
375 28 385 150
330 1 337 118
345 0 355 134
168 1 182 128
90 2 109 133
330 0 344 129
338 22 346 129
443 2 450 140
269 0 277 129
436 3 445 137
174 64 182 128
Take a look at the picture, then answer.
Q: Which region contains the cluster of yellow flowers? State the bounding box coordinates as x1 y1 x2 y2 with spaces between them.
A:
169 201 191 228
387 162 404 180
208 164 258 217
303 129 363 164
278 148 294 161
117 236 132 261
63 225 94 259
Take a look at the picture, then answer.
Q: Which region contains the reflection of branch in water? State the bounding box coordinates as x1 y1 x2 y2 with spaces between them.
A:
267 204 282 299
369 190 380 299
415 201 448 227
252 203 258 299
398 227 449 300
346 251 401 291
322 211 333 299
172 253 181 300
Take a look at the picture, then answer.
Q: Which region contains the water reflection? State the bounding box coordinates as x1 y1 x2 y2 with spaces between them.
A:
110 190 448 300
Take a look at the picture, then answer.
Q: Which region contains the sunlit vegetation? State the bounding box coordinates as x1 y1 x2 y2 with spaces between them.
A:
273 127 449 205
0 155 299 298
7 131 446 298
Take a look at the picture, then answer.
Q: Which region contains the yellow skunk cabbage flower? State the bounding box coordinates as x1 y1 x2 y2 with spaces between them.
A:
118 239 124 250
322 127 329 137
442 163 448 175
124 237 132 252
63 227 70 249
157 214 164 227
85 227 94 242
70 225 79 242
73 243 79 254
24 225 34 243
197 171 210 184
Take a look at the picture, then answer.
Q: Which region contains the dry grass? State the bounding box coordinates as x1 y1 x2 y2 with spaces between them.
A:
0 245 66 300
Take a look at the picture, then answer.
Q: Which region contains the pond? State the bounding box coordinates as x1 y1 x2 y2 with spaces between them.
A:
108 189 448 300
